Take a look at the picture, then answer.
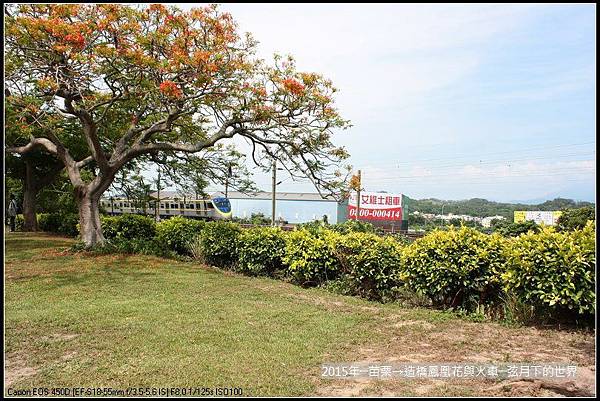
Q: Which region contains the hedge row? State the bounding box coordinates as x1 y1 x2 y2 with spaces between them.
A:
190 222 596 320
37 212 595 320
38 213 80 237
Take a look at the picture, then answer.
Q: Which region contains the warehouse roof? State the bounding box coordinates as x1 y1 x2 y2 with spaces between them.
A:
147 190 338 202
226 191 338 202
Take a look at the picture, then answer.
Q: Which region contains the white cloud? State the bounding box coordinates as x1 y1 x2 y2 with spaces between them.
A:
172 4 595 201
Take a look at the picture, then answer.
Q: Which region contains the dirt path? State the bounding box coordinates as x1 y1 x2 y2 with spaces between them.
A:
314 310 595 397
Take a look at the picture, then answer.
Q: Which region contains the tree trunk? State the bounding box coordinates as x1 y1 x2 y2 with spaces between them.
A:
23 159 38 231
22 186 38 231
76 188 104 247
74 171 115 247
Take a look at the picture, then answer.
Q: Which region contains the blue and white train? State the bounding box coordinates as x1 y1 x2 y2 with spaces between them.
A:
100 193 232 220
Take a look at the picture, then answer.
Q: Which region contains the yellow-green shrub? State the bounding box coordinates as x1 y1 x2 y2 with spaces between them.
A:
331 232 404 301
237 227 287 276
400 226 507 311
193 221 241 268
101 214 155 240
156 216 205 255
283 228 341 286
503 222 595 316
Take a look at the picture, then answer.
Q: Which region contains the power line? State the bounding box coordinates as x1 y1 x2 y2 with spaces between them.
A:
354 141 596 169
367 175 594 188
366 164 595 182
379 176 594 188
371 152 596 172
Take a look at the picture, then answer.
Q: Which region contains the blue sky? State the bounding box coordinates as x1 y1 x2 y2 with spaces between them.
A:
172 4 596 203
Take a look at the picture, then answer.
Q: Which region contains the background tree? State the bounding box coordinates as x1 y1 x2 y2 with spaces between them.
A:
556 206 595 232
5 97 90 230
5 152 63 230
162 145 257 199
113 166 153 214
5 4 351 246
490 219 540 237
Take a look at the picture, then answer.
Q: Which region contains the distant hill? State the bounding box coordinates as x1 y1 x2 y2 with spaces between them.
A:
404 197 595 219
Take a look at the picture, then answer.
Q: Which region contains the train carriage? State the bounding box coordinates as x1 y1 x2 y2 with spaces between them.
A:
101 192 232 220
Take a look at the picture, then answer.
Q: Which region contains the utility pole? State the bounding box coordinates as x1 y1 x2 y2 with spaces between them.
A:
225 162 232 198
155 167 161 222
271 159 276 226
356 169 362 221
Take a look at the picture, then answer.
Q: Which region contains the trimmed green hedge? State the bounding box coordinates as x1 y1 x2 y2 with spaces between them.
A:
101 214 156 240
237 226 287 276
192 221 241 268
38 213 79 237
283 228 341 286
331 232 403 301
156 216 205 255
503 222 595 316
54 212 595 323
400 226 507 311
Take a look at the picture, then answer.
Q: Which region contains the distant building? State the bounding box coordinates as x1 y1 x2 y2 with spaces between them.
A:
413 211 484 224
514 211 562 226
226 191 344 224
482 215 505 228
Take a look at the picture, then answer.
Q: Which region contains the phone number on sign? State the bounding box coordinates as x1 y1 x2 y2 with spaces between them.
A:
348 208 403 220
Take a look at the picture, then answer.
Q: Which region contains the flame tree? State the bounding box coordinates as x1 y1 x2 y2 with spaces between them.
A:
5 4 351 246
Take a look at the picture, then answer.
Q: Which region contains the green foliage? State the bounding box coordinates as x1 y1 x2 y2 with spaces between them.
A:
556 206 595 232
295 220 329 235
503 222 596 316
15 214 24 231
331 232 404 301
100 214 155 240
297 219 381 235
32 207 596 325
237 227 287 276
491 220 540 237
330 219 381 234
100 216 119 239
400 226 507 311
155 216 205 255
283 229 341 286
38 213 79 237
192 221 242 268
406 196 595 220
386 233 412 246
499 291 536 326
232 212 272 225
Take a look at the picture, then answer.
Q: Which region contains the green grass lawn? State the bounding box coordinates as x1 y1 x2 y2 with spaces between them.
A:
4 233 388 396
5 233 595 397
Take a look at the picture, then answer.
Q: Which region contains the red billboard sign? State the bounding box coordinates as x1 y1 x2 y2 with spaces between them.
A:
348 192 403 221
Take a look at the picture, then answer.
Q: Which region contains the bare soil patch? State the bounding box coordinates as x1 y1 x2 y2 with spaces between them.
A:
316 316 595 397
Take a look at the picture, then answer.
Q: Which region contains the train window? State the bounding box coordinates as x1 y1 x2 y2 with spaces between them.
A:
206 201 214 209
188 204 194 209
